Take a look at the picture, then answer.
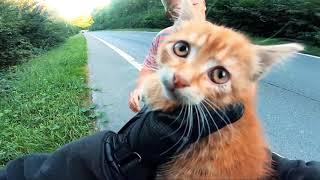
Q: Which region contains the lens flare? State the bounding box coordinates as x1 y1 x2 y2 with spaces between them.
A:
44 0 110 20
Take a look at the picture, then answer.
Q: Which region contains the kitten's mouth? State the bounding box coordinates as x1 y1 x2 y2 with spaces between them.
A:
162 82 195 105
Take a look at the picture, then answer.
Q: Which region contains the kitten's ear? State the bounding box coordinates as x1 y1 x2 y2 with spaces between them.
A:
174 0 205 28
253 43 304 80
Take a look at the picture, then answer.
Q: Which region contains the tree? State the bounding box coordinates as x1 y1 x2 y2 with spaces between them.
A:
0 0 79 67
90 0 320 46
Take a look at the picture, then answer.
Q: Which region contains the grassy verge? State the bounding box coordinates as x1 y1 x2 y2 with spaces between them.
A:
96 28 320 57
0 34 93 166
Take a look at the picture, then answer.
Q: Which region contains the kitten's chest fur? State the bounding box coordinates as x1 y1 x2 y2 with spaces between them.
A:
155 115 273 180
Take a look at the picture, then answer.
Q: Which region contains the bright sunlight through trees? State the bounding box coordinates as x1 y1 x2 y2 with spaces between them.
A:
44 0 110 20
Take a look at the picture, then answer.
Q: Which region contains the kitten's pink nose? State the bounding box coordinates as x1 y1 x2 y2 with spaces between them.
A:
173 73 190 89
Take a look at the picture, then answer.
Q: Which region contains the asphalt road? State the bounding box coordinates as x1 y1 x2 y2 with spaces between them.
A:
85 31 320 161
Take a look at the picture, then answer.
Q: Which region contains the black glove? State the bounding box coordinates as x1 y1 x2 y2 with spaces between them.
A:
272 153 320 180
106 103 244 179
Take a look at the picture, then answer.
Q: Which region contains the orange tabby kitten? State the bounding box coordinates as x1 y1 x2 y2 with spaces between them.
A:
142 0 303 179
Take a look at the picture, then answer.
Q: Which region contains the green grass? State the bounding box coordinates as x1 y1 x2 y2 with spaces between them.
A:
0 34 93 166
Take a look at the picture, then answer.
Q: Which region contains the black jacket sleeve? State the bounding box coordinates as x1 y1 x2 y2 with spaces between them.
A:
0 131 119 180
1 133 320 180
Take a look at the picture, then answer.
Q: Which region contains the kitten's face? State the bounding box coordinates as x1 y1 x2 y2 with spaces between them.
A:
156 21 303 107
157 22 255 106
142 0 303 110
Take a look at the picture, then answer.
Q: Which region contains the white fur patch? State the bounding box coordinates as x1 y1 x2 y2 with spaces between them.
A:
197 34 207 46
176 87 204 105
158 67 175 100
187 45 198 62
201 60 218 72
189 33 197 42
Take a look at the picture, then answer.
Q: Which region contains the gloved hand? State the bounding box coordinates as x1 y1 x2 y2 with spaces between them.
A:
272 153 320 180
106 103 244 179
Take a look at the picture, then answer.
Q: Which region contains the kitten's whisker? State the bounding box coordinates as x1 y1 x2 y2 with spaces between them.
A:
160 105 190 156
198 105 205 139
199 102 211 142
200 101 226 148
186 103 195 153
199 101 222 140
193 105 202 163
205 99 232 125
203 99 235 140
167 104 193 159
188 103 193 141
203 99 233 131
199 102 212 144
169 105 185 125
194 105 202 144
177 104 193 156
195 105 205 145
162 105 186 139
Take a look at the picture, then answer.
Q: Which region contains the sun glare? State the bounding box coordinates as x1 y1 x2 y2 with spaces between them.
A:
45 0 110 20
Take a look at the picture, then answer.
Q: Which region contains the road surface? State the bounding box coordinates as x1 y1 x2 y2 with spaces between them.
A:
85 31 320 161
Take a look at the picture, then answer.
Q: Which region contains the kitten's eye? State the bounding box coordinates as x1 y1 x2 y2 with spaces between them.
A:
208 66 230 84
173 41 190 58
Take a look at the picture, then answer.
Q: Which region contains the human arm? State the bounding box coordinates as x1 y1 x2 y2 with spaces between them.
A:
129 33 160 112
129 67 154 112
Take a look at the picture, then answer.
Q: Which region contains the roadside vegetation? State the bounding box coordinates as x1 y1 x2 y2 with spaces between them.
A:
0 0 97 167
0 35 93 166
0 0 79 67
90 0 320 56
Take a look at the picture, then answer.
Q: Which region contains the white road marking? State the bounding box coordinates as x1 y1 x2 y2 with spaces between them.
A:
89 34 142 71
296 52 320 59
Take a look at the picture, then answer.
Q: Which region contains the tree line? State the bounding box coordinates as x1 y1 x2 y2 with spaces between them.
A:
0 0 79 67
90 0 320 47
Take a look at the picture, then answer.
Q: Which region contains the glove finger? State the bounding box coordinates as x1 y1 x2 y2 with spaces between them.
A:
287 167 320 180
306 161 320 166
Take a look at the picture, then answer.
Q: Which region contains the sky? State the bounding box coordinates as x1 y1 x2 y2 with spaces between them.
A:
43 0 110 20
